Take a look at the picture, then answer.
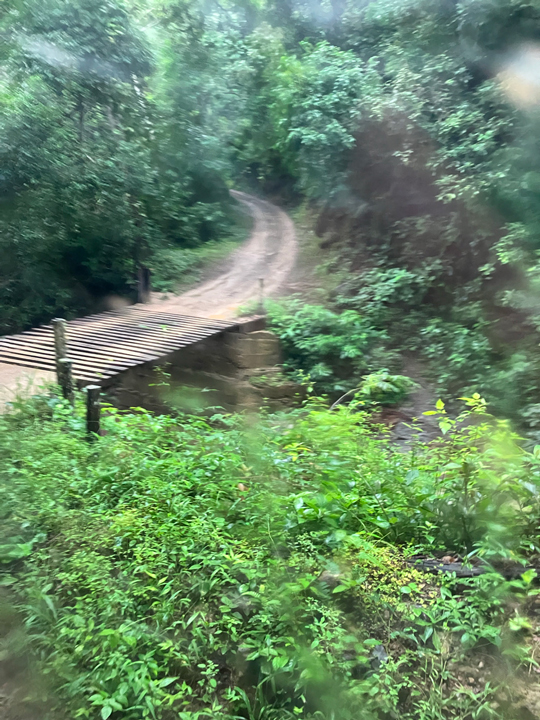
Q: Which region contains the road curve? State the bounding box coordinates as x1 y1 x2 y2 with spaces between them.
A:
149 191 297 320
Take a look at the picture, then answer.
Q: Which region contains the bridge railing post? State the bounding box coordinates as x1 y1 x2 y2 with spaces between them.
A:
257 277 265 315
52 318 67 366
137 266 151 303
52 318 74 405
85 385 101 439
57 358 74 405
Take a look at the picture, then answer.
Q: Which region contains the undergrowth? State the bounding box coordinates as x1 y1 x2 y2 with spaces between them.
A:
334 257 540 431
265 298 396 395
284 207 540 431
1 392 540 718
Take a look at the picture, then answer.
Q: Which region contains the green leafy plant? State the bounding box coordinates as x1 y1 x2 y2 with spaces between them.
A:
266 298 386 394
357 370 417 406
3 388 539 719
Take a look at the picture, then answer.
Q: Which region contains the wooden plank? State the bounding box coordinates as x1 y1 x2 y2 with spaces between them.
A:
64 325 212 346
0 334 157 366
66 311 230 332
30 307 230 334
5 332 161 363
0 308 236 383
0 330 159 361
0 353 99 380
0 334 203 375
67 325 219 350
0 354 54 371
63 316 221 341
128 312 233 329
130 316 233 332
0 340 135 372
0 343 127 376
7 324 217 354
129 306 233 324
61 331 214 356
0 355 99 381
0 330 54 344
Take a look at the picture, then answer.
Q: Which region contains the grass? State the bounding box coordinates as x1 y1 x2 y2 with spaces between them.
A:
151 206 253 295
1 390 540 719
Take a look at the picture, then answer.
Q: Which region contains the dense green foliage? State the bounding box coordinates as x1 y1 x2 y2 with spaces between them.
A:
266 299 385 393
0 0 238 331
2 392 540 719
6 1 540 716
222 0 540 428
6 0 540 425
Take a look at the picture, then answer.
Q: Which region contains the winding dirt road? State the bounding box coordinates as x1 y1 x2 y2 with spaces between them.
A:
0 192 297 408
150 191 297 319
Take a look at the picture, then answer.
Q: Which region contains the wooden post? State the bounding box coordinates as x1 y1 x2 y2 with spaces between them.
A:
52 318 73 403
144 267 151 300
57 358 74 405
85 385 101 439
137 266 151 304
52 318 67 369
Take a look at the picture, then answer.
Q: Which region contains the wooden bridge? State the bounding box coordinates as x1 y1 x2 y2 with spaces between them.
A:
0 192 293 409
0 306 240 386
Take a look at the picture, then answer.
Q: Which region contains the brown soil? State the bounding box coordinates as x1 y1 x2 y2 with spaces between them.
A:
0 364 55 413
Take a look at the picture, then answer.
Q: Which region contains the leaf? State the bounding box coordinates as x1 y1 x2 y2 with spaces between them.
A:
101 707 112 720
43 594 57 618
439 419 452 435
435 399 445 411
521 569 537 584
234 687 252 714
0 542 34 562
159 677 178 688
271 655 288 670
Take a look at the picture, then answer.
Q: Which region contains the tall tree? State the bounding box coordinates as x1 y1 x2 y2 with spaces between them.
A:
0 0 157 330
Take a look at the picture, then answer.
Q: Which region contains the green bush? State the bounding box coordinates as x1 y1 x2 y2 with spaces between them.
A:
337 267 429 330
1 393 540 719
357 370 417 406
419 318 496 393
266 299 387 394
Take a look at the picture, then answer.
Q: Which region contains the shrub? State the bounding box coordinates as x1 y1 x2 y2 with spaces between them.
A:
1 393 540 720
266 298 386 394
337 267 429 330
419 318 495 394
357 370 417 406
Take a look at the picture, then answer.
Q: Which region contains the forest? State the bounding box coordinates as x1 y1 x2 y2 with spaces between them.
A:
3 0 540 718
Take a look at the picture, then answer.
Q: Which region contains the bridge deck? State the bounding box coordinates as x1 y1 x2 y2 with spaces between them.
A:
0 307 237 385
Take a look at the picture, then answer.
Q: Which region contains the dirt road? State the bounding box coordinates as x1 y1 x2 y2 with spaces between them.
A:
150 191 297 319
0 192 297 408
